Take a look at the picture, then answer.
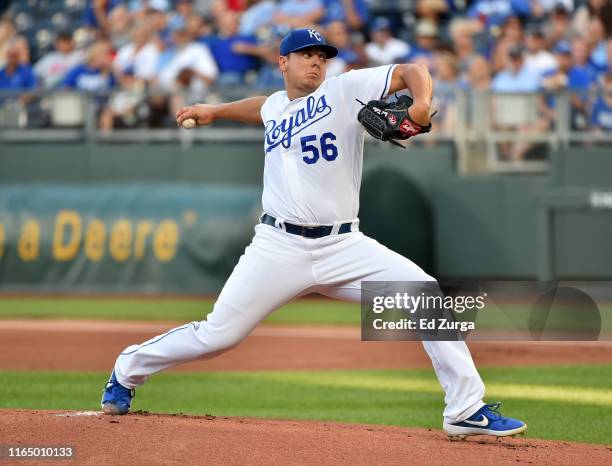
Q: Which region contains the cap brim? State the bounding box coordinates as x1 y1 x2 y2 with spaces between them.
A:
285 44 338 59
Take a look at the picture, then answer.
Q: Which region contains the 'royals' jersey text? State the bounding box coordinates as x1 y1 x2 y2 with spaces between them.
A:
260 64 396 225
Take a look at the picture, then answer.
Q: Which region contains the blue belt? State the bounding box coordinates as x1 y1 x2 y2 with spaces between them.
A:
260 213 352 238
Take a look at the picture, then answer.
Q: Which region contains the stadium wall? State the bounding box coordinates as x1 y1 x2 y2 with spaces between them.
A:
0 144 610 293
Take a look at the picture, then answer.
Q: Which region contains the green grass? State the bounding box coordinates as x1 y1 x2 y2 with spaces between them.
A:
0 298 361 325
1 365 611 445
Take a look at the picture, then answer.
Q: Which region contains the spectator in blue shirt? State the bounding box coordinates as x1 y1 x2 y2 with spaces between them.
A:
571 36 602 84
591 73 612 132
491 45 549 159
586 17 609 75
63 41 118 92
491 45 541 92
0 40 37 92
541 42 592 92
207 12 259 85
541 41 593 130
321 0 369 30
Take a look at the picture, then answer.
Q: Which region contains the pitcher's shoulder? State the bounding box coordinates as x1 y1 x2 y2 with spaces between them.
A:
316 76 348 98
262 90 288 109
261 91 288 121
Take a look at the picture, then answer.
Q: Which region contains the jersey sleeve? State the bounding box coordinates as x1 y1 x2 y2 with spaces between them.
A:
260 91 282 123
337 64 397 109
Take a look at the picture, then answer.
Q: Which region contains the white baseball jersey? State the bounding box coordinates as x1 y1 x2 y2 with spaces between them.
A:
260 64 397 225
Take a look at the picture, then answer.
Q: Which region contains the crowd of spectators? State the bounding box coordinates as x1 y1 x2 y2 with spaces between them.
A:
0 0 609 139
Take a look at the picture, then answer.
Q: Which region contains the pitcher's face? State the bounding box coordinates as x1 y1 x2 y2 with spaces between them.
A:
280 47 327 96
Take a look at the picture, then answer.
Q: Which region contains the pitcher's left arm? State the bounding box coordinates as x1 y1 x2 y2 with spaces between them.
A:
387 64 434 126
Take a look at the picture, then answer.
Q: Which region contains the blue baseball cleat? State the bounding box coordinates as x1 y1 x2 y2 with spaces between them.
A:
443 402 527 440
101 371 135 415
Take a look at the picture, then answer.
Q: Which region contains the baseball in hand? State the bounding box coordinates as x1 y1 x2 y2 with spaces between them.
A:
181 118 196 129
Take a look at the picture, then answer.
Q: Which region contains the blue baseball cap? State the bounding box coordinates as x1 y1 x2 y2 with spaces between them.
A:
279 28 338 59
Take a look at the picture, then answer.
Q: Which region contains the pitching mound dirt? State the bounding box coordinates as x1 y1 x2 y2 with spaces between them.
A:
1 410 610 465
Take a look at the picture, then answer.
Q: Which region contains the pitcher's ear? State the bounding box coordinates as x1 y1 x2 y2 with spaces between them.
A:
278 55 288 72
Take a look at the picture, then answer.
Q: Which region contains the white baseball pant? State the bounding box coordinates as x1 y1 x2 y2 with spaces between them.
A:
114 223 485 423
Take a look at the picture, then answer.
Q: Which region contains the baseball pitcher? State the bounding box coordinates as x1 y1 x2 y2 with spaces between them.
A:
102 28 527 440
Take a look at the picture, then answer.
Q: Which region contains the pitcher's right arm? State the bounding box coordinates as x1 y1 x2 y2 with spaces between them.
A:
176 96 268 127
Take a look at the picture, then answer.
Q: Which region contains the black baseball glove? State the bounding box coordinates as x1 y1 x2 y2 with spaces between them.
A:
357 95 433 148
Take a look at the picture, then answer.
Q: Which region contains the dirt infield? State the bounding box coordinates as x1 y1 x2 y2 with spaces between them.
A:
1 410 610 465
0 319 611 371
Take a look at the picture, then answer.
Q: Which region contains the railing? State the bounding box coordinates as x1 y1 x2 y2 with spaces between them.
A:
0 87 610 173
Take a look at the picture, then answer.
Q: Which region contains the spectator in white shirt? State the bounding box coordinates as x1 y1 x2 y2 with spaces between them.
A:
114 23 160 84
155 27 218 120
524 28 556 77
365 17 410 66
157 27 217 93
34 32 84 89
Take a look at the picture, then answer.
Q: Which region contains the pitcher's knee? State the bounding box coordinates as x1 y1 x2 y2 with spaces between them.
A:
213 331 245 352
193 321 248 355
